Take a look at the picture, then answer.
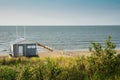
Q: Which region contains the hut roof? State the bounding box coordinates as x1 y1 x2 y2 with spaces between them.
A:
11 38 36 44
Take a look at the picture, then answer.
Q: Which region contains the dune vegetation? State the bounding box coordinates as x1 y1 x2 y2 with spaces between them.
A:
0 36 120 80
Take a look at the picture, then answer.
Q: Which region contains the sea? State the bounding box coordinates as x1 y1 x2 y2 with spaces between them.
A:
0 26 120 53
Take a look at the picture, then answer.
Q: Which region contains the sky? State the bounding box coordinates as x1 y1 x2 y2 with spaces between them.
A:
0 0 120 25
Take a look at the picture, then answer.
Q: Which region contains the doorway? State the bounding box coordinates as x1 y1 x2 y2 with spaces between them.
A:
19 46 23 56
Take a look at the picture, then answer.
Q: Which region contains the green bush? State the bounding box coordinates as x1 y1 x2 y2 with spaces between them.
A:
0 67 17 80
88 36 120 79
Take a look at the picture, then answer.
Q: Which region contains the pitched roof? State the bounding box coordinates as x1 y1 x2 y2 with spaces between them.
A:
16 40 36 44
11 38 36 44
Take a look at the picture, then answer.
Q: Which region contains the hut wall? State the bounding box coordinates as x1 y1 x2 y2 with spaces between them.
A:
13 44 37 57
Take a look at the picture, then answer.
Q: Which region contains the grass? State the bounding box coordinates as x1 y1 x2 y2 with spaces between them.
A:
0 56 119 80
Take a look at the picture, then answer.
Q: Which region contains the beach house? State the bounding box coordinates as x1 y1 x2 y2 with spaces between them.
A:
10 26 53 57
10 38 53 57
10 38 37 57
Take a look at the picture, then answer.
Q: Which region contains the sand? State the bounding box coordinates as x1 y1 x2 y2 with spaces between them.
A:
0 53 10 58
0 50 120 58
36 50 120 57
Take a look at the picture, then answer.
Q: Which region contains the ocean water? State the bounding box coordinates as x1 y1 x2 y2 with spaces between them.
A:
0 26 120 52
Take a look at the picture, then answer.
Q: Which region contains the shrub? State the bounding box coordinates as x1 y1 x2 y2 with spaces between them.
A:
17 65 33 80
88 36 120 79
0 67 17 80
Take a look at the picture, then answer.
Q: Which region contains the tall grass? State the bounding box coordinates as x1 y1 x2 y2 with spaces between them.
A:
0 36 119 80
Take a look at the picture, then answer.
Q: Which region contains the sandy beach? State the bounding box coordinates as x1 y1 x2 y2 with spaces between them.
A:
0 50 120 58
37 50 92 58
38 50 120 57
0 50 91 58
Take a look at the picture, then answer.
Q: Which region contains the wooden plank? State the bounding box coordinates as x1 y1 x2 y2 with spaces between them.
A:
37 43 53 52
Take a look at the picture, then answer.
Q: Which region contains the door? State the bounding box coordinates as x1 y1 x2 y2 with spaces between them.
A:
19 46 23 56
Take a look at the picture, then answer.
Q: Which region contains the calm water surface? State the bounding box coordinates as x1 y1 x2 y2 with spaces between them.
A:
0 26 120 52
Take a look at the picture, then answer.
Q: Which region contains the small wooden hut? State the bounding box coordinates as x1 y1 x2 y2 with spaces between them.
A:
10 38 53 57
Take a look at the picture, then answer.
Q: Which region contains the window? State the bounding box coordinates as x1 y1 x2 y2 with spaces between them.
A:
32 45 36 48
27 46 31 49
27 45 36 49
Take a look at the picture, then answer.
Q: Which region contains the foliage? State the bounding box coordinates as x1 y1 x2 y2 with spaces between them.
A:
88 36 120 80
0 67 17 80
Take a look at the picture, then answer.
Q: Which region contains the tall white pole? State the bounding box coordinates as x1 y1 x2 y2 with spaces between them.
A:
16 26 18 40
24 26 26 56
16 26 19 56
24 26 26 39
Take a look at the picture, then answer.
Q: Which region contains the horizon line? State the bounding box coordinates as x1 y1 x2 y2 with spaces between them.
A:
0 24 120 26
